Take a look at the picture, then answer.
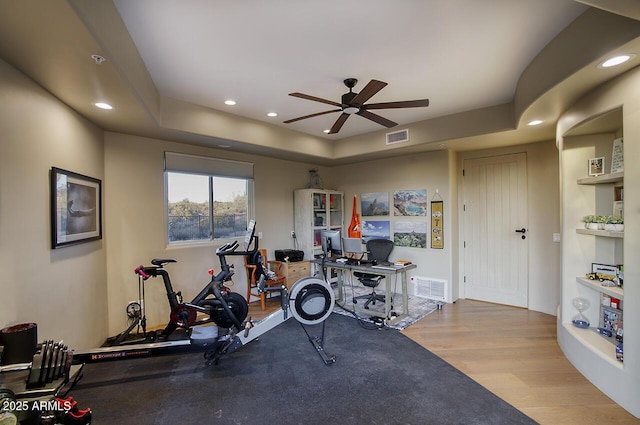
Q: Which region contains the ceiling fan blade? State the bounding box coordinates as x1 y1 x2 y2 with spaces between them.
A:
283 109 341 124
328 113 350 134
357 110 398 128
364 99 430 110
349 80 387 106
289 92 343 108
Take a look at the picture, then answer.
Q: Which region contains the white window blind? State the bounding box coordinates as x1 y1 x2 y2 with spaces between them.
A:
164 152 254 179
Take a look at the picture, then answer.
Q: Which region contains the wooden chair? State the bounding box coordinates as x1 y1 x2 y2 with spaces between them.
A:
244 249 287 310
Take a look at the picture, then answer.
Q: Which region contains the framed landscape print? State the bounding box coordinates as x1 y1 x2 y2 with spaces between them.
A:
51 167 102 249
362 220 391 242
361 192 389 216
393 189 427 216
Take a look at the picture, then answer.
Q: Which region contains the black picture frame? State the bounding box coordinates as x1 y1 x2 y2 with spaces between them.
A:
50 167 102 249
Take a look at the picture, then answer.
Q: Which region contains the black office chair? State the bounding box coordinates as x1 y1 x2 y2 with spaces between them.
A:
353 238 394 309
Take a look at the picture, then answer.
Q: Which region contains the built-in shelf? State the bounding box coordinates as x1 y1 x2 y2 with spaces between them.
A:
576 228 624 238
562 323 623 369
577 172 623 185
576 277 624 300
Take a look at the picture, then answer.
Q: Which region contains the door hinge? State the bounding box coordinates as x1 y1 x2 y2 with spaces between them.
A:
464 241 466 248
464 276 466 283
462 169 465 177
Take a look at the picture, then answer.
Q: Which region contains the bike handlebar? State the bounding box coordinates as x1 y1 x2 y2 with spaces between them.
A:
216 240 239 254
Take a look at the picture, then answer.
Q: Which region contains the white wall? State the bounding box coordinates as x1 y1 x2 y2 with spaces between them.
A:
0 59 107 350
458 140 561 315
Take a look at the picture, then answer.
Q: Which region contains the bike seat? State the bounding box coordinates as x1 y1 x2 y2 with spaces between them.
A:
151 258 177 266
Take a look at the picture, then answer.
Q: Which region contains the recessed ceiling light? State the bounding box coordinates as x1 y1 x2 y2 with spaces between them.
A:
94 102 113 110
527 119 543 126
323 129 330 134
224 100 236 106
600 54 633 68
267 112 278 117
218 144 231 148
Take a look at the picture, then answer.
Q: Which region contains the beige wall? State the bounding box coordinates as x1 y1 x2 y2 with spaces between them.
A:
557 66 640 417
1 55 563 350
331 150 457 301
458 140 561 315
0 59 107 350
103 132 327 334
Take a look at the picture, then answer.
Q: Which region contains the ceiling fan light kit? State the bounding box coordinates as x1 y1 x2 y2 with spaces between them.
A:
284 78 429 134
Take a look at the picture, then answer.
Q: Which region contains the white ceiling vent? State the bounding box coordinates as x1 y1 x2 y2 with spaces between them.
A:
386 129 409 145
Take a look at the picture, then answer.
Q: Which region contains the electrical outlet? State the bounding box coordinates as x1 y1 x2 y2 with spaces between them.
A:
291 230 296 238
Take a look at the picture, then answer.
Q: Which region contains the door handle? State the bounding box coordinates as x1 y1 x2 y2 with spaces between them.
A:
515 228 526 239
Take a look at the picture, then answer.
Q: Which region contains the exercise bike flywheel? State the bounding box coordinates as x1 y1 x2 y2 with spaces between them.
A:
126 301 141 319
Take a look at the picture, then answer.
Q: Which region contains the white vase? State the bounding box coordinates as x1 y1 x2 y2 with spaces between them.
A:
586 223 599 230
604 224 616 231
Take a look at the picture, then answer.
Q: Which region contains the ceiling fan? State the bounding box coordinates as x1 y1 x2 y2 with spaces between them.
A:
284 78 429 134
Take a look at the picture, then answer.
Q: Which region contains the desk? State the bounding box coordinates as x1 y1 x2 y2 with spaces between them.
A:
311 258 416 324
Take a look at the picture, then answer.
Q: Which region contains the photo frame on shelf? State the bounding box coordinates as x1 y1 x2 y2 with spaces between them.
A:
613 201 624 217
313 193 324 209
50 167 102 249
591 263 618 280
601 307 621 332
588 157 605 176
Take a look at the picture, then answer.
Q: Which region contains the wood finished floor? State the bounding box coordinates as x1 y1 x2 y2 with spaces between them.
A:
249 297 639 424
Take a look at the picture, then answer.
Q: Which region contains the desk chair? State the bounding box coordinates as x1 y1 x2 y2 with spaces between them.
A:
353 238 394 309
244 249 287 310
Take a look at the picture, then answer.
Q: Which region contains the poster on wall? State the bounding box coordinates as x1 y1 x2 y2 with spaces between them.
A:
393 221 427 248
51 167 102 249
362 220 391 242
611 138 623 173
393 189 427 216
431 200 444 249
361 192 389 216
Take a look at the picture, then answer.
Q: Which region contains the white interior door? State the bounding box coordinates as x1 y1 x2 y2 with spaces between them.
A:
463 153 529 307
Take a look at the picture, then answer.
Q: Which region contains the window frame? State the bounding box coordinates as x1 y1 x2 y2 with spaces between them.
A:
164 154 255 247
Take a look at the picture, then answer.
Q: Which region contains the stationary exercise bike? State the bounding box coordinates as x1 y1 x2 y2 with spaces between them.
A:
76 221 336 366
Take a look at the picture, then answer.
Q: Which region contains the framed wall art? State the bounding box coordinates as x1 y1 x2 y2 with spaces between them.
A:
362 220 391 242
51 167 102 249
361 192 389 216
393 189 427 216
393 221 427 248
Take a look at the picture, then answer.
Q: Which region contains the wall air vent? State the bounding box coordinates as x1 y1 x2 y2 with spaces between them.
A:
411 276 447 303
386 129 409 145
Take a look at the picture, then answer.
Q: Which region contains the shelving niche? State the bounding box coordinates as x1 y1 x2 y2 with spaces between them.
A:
561 108 624 365
557 102 640 416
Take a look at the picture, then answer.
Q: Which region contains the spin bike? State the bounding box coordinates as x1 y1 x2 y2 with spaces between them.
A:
74 221 337 366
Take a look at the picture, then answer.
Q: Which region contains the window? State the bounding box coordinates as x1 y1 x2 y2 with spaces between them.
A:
164 152 254 244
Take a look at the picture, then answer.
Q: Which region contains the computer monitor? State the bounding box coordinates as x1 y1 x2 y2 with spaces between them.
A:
342 237 363 255
321 229 342 257
243 219 256 251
